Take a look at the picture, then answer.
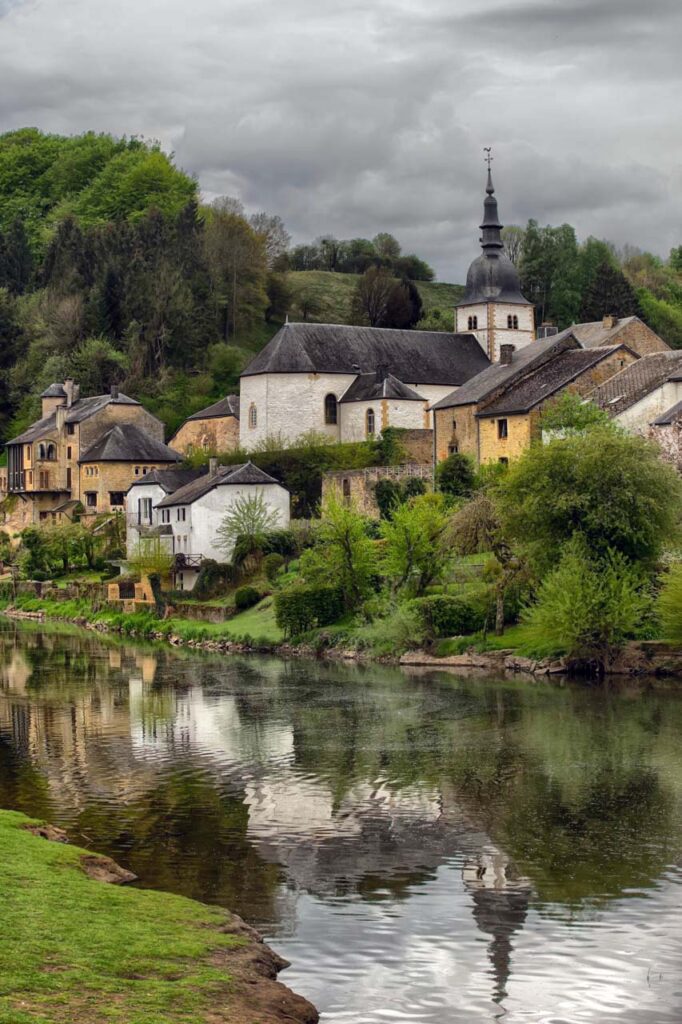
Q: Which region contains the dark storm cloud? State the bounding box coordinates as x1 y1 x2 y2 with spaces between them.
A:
0 0 679 278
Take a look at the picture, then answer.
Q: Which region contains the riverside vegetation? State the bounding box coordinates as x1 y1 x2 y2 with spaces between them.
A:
5 396 682 675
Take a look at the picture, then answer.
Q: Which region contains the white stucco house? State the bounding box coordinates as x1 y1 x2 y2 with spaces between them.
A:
126 460 290 591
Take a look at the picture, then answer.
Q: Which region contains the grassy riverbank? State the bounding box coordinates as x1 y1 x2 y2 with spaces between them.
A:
0 809 239 1023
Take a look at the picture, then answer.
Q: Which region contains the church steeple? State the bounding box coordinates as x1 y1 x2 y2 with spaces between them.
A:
480 162 504 253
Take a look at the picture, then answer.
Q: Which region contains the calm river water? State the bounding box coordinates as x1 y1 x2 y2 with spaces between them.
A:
1 618 682 1022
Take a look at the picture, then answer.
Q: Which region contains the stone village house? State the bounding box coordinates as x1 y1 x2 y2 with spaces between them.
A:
168 395 240 457
0 381 180 534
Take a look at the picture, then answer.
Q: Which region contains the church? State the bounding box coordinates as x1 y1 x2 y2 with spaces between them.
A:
238 166 534 449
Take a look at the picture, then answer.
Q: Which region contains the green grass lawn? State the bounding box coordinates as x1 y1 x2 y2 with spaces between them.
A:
0 810 244 1024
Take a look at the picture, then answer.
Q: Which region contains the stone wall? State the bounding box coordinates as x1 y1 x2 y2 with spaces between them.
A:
478 413 535 464
648 421 682 470
322 463 433 517
398 429 433 466
613 319 670 356
170 416 240 456
434 405 478 462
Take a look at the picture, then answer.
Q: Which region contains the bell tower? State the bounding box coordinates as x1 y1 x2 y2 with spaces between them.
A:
456 151 535 362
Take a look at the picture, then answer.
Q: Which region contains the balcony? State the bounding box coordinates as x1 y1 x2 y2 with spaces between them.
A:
173 553 203 570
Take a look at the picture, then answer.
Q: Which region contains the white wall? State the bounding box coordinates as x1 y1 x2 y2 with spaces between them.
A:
456 302 535 361
126 482 168 552
615 380 682 433
176 482 291 563
339 399 427 442
239 373 356 449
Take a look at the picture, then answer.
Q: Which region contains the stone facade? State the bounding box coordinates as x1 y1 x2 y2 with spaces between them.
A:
169 414 239 457
322 464 433 517
455 301 535 362
398 429 434 466
339 397 429 442
648 421 682 470
433 404 479 463
79 460 177 517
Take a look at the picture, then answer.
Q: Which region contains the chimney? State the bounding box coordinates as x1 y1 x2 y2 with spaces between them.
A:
56 406 66 431
72 382 80 403
63 378 75 408
110 384 119 400
538 321 558 339
375 363 389 383
500 344 515 366
602 314 618 329
208 457 218 478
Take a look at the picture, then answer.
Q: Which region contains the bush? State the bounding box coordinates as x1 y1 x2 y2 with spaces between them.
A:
234 585 261 611
274 584 344 638
263 552 285 581
193 560 237 599
408 594 484 639
657 562 682 643
262 530 300 558
353 604 426 656
435 453 476 498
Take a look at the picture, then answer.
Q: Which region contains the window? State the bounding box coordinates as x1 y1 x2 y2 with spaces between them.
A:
452 419 457 430
28 471 33 486
67 447 72 460
161 509 171 523
366 408 375 436
140 497 152 522
134 466 140 476
324 394 338 425
202 438 210 452
448 444 459 454
342 478 351 505
177 507 186 522
142 466 148 475
467 315 478 330
46 443 57 460
499 457 509 466
507 314 519 330
497 419 508 440
66 468 71 489
39 470 49 489
249 404 257 429
25 445 31 461
85 492 97 508
109 492 125 507
66 423 75 436
38 443 46 459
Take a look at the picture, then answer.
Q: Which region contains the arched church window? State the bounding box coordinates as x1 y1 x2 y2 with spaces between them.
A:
249 404 257 429
366 408 375 436
324 393 338 425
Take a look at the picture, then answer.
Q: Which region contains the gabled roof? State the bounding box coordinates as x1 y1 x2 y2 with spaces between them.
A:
127 467 207 492
184 395 240 422
548 316 668 352
79 424 182 464
241 322 490 386
156 462 282 507
7 391 142 445
589 351 682 417
653 400 682 426
478 347 630 417
40 383 67 398
431 333 580 411
340 373 425 404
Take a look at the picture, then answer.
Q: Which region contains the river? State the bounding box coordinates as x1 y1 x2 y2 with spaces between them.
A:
1 617 681 1022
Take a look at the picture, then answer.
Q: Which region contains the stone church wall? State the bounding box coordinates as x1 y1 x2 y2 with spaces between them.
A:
170 416 239 456
322 464 433 517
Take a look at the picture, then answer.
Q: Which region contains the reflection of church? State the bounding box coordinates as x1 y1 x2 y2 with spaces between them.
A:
463 846 531 1005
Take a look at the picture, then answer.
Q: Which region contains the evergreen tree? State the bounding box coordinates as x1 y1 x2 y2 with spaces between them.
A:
579 260 643 321
0 218 33 294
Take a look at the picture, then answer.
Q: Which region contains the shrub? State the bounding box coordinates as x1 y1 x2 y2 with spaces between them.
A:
234 585 261 611
193 560 237 599
274 584 344 638
518 538 652 663
408 594 484 639
435 453 476 498
263 552 285 581
657 562 682 643
262 529 300 558
353 604 426 656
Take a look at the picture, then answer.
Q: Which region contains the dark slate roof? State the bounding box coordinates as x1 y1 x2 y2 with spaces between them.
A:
431 333 581 410
7 392 142 445
241 322 490 385
40 382 67 398
79 424 182 463
340 373 425 403
127 467 207 492
589 351 682 417
653 400 682 426
156 462 282 507
457 252 531 307
184 395 240 422
478 347 627 417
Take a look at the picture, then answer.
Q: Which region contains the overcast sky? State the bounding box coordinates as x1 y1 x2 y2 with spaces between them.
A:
0 0 680 280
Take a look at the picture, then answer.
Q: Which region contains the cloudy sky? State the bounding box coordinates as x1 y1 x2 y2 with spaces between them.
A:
0 0 680 280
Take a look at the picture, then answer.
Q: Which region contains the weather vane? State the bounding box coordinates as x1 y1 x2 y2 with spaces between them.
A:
484 147 493 169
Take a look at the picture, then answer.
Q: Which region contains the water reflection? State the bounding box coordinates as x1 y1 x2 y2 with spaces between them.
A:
1 619 682 1022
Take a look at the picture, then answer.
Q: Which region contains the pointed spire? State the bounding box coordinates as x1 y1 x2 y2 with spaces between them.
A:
480 148 503 253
